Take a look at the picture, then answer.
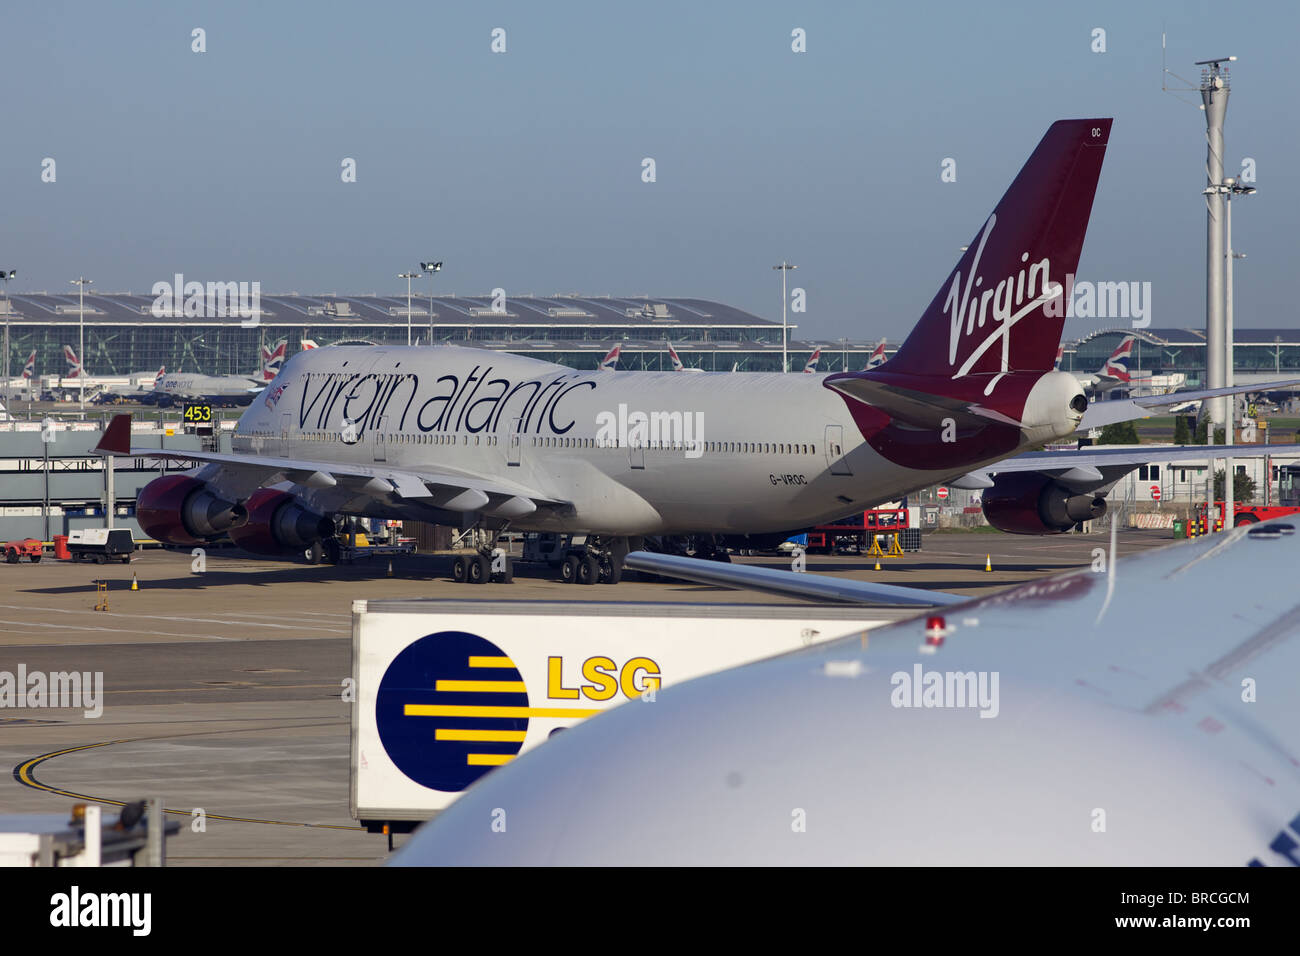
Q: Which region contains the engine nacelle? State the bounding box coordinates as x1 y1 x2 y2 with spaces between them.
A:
981 472 1107 535
136 475 248 546
226 489 334 556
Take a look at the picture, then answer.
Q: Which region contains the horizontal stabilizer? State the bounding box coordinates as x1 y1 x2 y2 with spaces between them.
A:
825 374 1020 430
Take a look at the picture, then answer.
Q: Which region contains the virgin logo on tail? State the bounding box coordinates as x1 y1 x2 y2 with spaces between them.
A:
943 215 1063 395
22 350 37 380
63 345 82 377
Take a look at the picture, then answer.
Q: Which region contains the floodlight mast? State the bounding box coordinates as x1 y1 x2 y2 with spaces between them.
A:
772 262 797 372
421 261 442 344
1199 57 1231 439
71 277 92 410
398 272 421 346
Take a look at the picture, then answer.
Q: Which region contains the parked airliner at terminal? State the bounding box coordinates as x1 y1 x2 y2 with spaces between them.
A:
99 119 1299 583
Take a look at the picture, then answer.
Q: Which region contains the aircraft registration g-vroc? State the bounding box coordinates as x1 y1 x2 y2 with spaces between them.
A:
95 118 1300 581
392 519 1300 865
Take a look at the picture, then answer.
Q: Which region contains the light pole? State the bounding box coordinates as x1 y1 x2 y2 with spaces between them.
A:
0 269 14 402
1222 178 1255 515
772 261 796 372
1197 56 1234 438
71 277 92 410
398 272 420 346
1202 178 1256 519
421 261 442 345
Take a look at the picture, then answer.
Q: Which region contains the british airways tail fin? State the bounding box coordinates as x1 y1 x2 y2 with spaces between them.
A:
886 119 1112 380
1098 334 1135 382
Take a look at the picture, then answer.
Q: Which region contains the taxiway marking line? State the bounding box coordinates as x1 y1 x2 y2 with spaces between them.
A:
12 731 364 830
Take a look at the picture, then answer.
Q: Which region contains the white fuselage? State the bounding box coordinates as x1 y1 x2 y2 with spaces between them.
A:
231 346 1059 535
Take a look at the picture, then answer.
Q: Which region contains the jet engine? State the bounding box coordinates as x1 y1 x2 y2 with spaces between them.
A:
981 472 1106 535
226 488 334 556
135 475 247 546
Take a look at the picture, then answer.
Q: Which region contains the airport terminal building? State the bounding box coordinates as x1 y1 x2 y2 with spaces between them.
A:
0 291 829 379
4 290 1300 386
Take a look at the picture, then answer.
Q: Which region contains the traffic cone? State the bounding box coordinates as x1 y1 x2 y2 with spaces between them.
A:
386 560 393 578
874 558 881 571
984 554 993 572
130 573 138 591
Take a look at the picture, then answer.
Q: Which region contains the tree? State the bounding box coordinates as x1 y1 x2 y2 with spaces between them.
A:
1173 415 1191 445
1098 420 1140 445
1213 469 1256 502
1194 418 1209 444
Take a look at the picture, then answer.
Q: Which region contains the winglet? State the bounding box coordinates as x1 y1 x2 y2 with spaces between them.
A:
95 414 132 455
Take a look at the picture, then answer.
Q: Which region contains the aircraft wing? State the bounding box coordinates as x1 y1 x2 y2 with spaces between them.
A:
624 552 964 607
392 519 1300 865
95 416 565 516
951 442 1300 491
1080 379 1300 430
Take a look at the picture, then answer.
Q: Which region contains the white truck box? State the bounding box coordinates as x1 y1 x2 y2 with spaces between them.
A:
350 598 908 833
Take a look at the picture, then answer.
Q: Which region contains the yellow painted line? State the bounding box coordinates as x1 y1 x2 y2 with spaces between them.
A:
435 729 527 742
468 656 515 668
405 703 600 719
435 679 526 693
467 753 513 766
13 735 363 831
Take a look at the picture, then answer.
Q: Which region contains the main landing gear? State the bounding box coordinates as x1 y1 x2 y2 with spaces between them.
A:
451 549 513 585
558 536 630 586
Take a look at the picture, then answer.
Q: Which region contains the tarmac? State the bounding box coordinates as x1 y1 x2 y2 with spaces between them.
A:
0 528 1179 866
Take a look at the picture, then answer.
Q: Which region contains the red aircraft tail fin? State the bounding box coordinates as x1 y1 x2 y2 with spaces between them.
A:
886 119 1112 382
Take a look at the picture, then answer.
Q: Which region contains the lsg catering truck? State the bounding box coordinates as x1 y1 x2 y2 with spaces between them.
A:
350 599 905 841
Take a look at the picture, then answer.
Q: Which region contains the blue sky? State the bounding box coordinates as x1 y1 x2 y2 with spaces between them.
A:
3 0 1296 342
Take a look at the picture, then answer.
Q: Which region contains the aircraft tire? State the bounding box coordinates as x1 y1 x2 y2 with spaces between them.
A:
561 554 579 583
304 541 324 565
452 556 468 583
578 555 599 585
469 554 489 584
